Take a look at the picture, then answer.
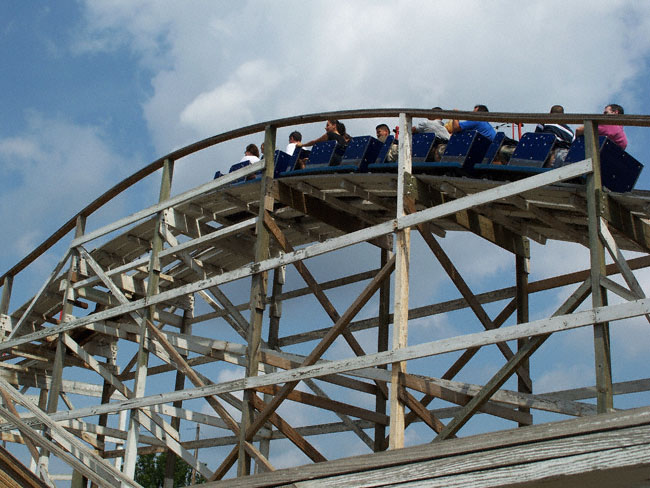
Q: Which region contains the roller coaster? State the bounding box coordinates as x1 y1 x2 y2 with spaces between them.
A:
222 115 643 194
2 108 650 487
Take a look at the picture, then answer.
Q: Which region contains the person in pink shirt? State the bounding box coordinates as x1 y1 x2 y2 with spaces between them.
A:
576 104 627 149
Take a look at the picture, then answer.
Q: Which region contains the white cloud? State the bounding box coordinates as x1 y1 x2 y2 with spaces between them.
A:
0 113 136 257
529 240 590 282
76 0 650 158
180 60 284 134
535 362 593 394
64 0 650 200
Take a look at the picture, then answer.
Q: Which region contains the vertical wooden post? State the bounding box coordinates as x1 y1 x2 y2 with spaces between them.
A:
389 113 412 450
584 120 614 413
375 248 391 451
267 265 285 351
71 470 87 488
32 390 48 473
0 275 12 345
516 248 531 426
256 264 284 471
0 275 12 316
62 216 87 320
41 215 86 476
163 299 193 488
37 333 65 475
123 158 174 479
92 351 116 488
238 125 276 476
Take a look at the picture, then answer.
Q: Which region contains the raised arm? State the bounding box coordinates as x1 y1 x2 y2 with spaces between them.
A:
299 132 328 148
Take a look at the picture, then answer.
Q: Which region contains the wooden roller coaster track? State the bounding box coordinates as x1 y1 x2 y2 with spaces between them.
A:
2 109 650 487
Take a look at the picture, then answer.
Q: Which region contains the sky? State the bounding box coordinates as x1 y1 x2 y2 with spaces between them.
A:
3 0 650 478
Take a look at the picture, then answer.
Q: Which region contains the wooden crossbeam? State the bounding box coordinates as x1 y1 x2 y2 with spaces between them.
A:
283 180 383 225
0 380 141 488
408 176 530 256
210 230 397 480
604 193 650 252
435 278 592 440
273 180 392 250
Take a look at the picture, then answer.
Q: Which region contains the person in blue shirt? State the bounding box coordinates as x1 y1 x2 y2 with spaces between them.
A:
450 104 497 141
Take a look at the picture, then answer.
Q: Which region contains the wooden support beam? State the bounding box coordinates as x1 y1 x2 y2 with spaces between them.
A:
0 389 51 486
0 380 142 488
258 265 285 469
239 125 276 476
38 333 65 475
264 209 435 445
401 298 517 432
603 194 650 253
123 157 174 479
435 278 592 440
61 327 210 480
400 374 532 425
599 218 646 300
272 180 393 250
7 248 72 340
303 378 375 450
253 384 389 426
0 275 13 315
163 306 191 488
339 178 396 212
210 248 396 480
508 195 588 246
283 180 382 225
375 248 391 452
516 250 531 427
585 121 614 413
409 177 531 256
390 112 412 450
405 198 533 391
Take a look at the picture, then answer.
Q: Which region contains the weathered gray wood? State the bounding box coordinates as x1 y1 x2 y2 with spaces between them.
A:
239 125 276 476
71 216 256 292
0 379 141 488
277 254 650 347
599 217 646 300
200 406 650 488
584 121 614 414
4 105 650 488
295 428 650 487
375 248 391 452
211 244 396 479
0 389 50 486
389 113 412 450
70 160 263 248
0 275 13 316
10 296 648 430
7 248 72 340
0 162 598 355
123 157 174 479
434 277 592 440
516 250 531 427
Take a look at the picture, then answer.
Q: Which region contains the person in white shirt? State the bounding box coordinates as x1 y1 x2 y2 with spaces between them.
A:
286 131 302 156
240 143 260 164
413 107 451 141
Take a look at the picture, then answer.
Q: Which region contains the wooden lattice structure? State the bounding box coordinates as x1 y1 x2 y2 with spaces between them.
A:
2 109 650 487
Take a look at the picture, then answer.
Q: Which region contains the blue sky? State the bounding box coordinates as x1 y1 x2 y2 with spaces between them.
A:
3 0 650 475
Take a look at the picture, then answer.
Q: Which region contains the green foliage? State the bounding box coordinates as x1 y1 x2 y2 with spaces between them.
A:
135 452 205 487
